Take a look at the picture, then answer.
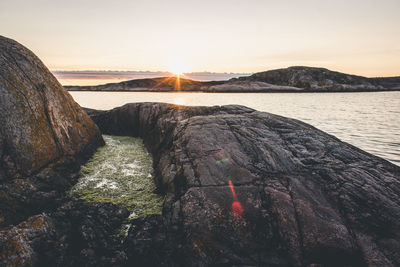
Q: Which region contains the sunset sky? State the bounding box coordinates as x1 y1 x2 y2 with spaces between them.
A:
1 0 399 77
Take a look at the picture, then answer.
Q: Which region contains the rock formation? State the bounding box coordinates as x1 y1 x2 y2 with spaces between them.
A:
0 35 103 179
66 77 224 92
0 201 129 266
233 66 381 91
1 35 399 266
66 66 400 92
87 103 400 266
0 36 103 229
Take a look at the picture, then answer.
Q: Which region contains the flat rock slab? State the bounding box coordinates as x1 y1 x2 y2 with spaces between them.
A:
88 103 400 266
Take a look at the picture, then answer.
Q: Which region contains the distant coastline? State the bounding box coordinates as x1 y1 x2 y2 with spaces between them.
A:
53 70 251 86
64 66 400 93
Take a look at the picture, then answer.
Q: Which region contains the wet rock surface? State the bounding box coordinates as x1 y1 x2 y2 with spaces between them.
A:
88 103 400 266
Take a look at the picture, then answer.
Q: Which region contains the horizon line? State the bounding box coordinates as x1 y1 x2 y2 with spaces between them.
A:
51 70 253 75
50 67 400 79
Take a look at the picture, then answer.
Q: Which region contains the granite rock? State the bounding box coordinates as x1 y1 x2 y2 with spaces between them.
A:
89 103 400 266
0 35 103 179
0 201 129 266
0 36 104 227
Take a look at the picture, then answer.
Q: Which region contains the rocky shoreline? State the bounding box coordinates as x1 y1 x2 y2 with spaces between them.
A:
1 35 400 266
86 103 400 266
65 66 400 93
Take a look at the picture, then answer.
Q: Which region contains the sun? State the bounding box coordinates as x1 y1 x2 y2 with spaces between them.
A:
169 61 188 76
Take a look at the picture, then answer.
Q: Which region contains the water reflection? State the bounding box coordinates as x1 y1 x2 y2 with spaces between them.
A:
70 91 400 165
174 97 185 105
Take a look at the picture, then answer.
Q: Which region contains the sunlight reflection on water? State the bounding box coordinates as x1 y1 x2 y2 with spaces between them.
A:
70 91 400 165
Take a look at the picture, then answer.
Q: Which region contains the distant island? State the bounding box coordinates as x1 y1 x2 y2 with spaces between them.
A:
53 70 250 83
65 66 400 92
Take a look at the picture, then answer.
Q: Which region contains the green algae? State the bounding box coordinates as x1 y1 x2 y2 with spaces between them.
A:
69 135 163 219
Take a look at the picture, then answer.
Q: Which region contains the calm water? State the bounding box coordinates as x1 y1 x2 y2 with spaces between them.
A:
70 91 400 165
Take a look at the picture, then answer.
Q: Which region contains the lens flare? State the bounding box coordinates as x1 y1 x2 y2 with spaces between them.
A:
228 180 243 218
175 74 181 91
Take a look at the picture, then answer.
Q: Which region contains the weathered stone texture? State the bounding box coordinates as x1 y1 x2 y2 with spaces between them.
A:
89 103 400 266
0 35 103 179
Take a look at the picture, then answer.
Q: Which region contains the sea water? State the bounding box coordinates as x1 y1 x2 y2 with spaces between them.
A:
70 91 400 165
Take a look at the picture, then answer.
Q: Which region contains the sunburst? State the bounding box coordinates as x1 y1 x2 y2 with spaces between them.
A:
169 61 188 76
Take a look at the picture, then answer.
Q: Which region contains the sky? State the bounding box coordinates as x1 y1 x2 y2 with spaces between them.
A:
1 0 399 77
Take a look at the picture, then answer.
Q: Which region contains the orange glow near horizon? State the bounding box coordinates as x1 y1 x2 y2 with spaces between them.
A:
175 74 181 91
2 1 399 78
169 60 188 76
228 180 243 218
151 76 181 91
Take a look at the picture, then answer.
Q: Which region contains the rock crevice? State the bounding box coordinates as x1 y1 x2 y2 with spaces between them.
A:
88 102 400 266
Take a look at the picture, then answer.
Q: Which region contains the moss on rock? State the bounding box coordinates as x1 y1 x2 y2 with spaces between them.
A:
69 135 163 219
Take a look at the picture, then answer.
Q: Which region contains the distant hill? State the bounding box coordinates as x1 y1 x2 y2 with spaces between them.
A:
369 76 400 90
66 66 400 92
53 70 250 84
66 77 225 91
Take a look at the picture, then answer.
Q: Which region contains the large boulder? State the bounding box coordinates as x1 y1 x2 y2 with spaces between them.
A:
0 36 103 227
88 103 400 266
0 35 103 180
